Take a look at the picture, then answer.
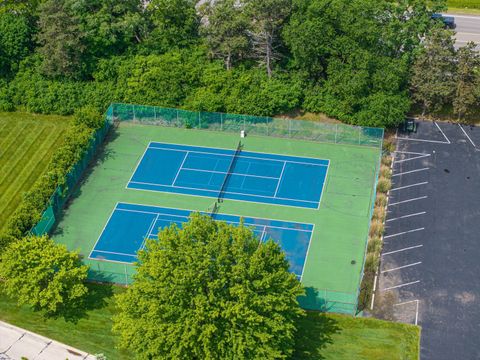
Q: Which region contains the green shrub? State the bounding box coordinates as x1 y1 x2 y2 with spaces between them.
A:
377 178 392 193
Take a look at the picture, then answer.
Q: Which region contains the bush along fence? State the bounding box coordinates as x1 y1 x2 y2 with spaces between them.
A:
358 136 394 312
0 107 110 248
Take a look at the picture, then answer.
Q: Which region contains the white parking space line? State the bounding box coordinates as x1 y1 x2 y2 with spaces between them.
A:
394 154 431 163
383 280 420 291
389 196 428 206
390 181 428 191
386 212 426 222
381 261 422 273
394 150 430 156
394 299 420 325
384 227 425 239
392 168 429 177
435 122 451 144
382 244 423 256
458 124 477 148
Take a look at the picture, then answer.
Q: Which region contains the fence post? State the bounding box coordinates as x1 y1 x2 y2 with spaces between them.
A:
154 106 157 121
358 127 361 144
124 265 128 286
289 119 291 138
198 112 201 129
132 104 136 121
335 124 338 143
220 113 223 131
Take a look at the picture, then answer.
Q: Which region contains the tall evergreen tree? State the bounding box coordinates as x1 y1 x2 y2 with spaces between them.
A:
410 28 456 115
199 0 250 70
453 42 480 121
36 0 86 79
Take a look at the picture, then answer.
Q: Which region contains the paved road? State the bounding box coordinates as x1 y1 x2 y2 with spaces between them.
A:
447 14 480 48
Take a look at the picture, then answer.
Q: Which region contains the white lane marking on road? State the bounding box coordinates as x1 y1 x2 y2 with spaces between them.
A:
390 182 428 191
382 244 423 256
383 280 420 291
458 124 477 148
389 196 428 206
392 168 429 177
394 150 430 155
381 262 422 273
386 212 426 222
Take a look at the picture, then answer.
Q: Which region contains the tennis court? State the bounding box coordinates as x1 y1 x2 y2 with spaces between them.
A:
127 142 329 209
89 202 314 279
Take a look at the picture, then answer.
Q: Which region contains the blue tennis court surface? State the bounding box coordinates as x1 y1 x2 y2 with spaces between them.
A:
89 202 314 278
127 142 329 209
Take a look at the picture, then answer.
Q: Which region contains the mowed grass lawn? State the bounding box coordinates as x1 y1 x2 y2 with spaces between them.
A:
0 112 71 231
0 284 419 359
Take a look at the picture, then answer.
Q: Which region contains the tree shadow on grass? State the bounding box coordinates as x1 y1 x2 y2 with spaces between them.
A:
293 287 342 359
46 280 115 324
293 311 341 360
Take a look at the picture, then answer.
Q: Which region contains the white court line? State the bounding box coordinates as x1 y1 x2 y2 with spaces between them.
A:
390 181 428 191
386 212 426 222
389 196 428 206
171 151 189 186
273 161 286 197
382 244 423 256
392 168 429 177
394 154 431 163
394 299 419 325
458 124 477 148
383 280 420 291
116 206 314 233
435 122 451 144
149 140 331 164
88 202 119 260
384 228 424 239
129 180 319 204
181 167 280 180
381 261 422 273
91 249 138 257
149 144 329 167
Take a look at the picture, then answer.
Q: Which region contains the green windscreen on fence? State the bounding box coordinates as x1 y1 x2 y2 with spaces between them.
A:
30 121 111 236
110 103 384 148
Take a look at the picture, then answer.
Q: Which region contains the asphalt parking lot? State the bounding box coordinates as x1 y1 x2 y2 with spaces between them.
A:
375 120 480 360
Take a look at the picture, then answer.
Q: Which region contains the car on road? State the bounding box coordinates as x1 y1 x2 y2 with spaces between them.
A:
432 13 456 29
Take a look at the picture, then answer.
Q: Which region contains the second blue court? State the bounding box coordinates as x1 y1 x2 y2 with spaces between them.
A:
127 142 329 209
89 203 314 278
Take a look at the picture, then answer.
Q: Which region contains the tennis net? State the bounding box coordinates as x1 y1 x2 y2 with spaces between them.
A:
218 141 242 202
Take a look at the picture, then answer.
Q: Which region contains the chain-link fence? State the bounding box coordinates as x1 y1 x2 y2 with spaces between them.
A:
109 103 384 148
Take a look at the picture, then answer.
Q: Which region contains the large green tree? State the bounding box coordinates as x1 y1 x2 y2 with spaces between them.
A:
453 42 480 120
199 0 250 70
0 11 33 78
143 0 199 54
113 213 304 359
0 235 89 317
410 28 456 115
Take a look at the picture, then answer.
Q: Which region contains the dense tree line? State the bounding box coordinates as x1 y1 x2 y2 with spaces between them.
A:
2 0 477 126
